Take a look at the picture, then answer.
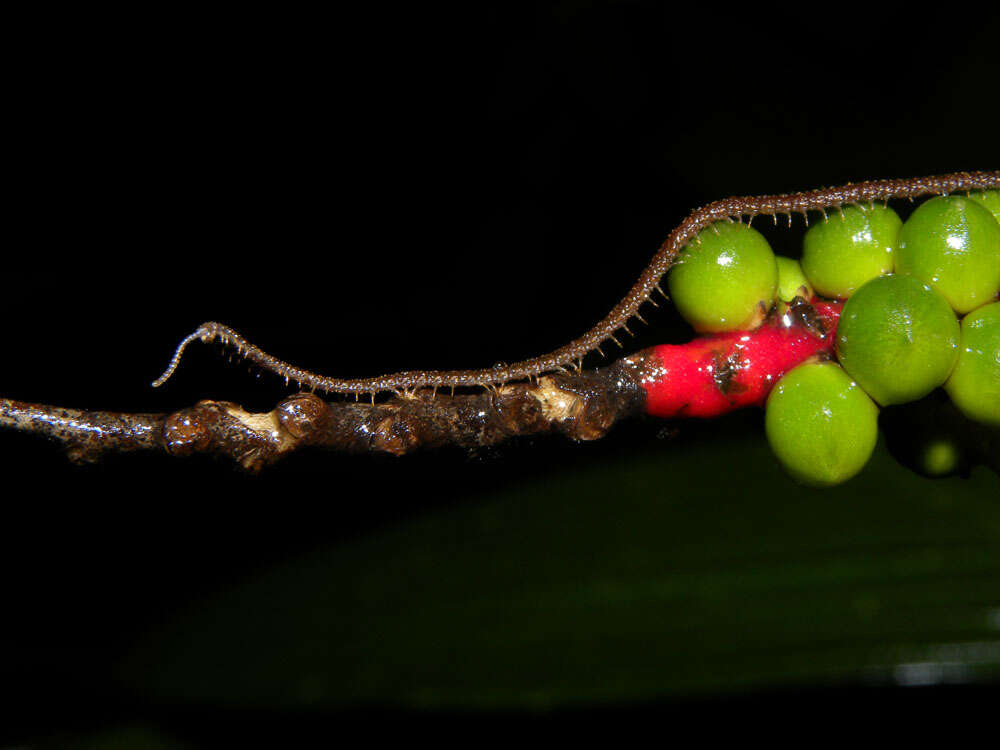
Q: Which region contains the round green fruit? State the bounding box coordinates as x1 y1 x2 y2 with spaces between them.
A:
835 274 960 406
944 301 1000 426
895 195 1000 314
801 203 901 299
881 394 973 479
668 221 778 333
967 189 1000 225
776 256 813 303
765 362 879 487
919 438 964 477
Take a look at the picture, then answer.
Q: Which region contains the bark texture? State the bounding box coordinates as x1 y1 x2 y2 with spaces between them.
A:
1 355 651 471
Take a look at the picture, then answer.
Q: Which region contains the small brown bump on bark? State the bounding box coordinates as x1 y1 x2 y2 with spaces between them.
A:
163 407 214 456
275 392 332 439
544 361 645 442
564 385 617 441
371 414 420 456
494 387 547 436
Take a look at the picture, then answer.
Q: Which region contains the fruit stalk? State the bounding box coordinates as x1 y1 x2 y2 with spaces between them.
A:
643 300 842 418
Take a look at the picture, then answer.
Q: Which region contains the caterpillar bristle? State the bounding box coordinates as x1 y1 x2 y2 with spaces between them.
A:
149 172 998 398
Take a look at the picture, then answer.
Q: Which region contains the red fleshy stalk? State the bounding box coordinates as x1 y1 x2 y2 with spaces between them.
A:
642 300 843 418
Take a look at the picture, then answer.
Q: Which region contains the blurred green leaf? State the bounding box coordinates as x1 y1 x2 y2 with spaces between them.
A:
49 725 188 750
117 433 1000 710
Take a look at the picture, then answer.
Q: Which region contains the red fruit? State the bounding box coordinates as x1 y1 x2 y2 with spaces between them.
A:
643 300 842 418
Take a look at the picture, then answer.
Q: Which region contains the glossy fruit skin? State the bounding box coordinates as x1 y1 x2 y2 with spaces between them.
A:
765 362 879 487
968 189 1000 225
944 301 1000 426
801 203 901 299
776 256 813 303
668 222 777 333
895 195 1000 314
643 300 843 418
835 275 959 406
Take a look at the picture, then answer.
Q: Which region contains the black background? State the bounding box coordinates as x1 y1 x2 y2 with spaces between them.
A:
3 3 999 743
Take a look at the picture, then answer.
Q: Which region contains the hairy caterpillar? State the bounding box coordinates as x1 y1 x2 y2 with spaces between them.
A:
153 171 1000 397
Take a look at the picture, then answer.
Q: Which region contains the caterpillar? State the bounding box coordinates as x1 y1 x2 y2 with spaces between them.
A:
152 171 1000 397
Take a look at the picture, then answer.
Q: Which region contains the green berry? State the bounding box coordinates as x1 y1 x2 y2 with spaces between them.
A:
944 301 1000 426
919 438 963 477
668 221 778 333
776 256 813 303
967 189 1000 225
835 275 960 406
895 195 1000 314
765 362 879 487
881 394 972 479
801 203 901 299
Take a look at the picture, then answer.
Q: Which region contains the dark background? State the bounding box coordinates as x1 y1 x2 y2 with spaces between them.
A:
3 3 1000 744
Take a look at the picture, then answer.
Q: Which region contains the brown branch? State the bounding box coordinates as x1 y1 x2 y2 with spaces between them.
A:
0 355 651 472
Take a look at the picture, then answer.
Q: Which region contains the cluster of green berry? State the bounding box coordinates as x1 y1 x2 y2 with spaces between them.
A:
668 190 1000 487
